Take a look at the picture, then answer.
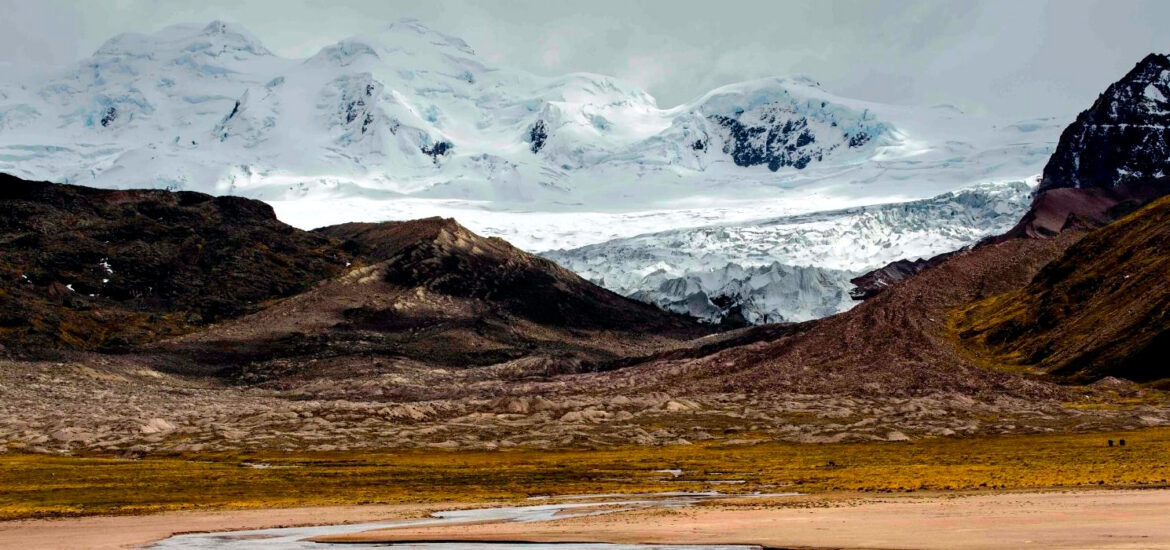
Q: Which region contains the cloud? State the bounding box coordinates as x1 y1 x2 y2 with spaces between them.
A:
1 0 1167 118
0 0 82 67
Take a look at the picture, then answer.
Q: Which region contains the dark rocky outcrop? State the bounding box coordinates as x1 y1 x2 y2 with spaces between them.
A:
528 120 548 153
421 140 453 163
712 113 824 171
0 174 347 354
1040 53 1170 193
708 101 874 172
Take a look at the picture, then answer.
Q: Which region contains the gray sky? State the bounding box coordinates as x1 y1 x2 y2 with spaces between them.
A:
1 0 1168 117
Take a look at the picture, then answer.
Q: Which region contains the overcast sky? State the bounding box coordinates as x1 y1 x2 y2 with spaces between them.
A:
1 0 1168 117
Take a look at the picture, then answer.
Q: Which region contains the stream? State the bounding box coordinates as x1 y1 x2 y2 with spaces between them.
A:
148 492 797 549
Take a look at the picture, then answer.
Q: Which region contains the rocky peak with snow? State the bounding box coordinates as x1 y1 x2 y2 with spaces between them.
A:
693 77 892 171
1040 53 1170 192
306 18 482 70
94 20 273 60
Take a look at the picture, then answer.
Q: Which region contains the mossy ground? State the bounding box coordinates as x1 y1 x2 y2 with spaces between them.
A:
3 428 1169 521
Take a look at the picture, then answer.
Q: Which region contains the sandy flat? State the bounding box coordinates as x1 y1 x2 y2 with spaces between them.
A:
322 489 1170 549
0 503 460 550
4 490 1170 550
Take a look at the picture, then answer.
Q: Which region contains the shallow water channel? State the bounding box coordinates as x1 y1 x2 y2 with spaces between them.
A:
148 492 797 549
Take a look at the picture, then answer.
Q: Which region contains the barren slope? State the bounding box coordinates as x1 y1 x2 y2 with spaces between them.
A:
955 195 1170 384
589 233 1079 399
155 217 711 385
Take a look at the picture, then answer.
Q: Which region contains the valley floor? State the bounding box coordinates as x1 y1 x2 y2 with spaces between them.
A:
4 355 1169 455
2 428 1170 517
324 489 1170 549
4 488 1170 549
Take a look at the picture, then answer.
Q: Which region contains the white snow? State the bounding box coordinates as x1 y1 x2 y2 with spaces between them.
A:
1146 83 1167 103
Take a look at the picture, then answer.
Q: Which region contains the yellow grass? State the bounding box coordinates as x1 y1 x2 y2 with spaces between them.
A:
2 428 1169 520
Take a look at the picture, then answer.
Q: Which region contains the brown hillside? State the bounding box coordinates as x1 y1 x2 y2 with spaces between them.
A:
316 218 702 332
954 195 1170 384
586 232 1080 399
156 217 712 385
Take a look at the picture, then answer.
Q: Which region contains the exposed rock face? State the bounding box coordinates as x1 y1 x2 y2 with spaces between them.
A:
420 140 453 163
527 120 548 153
1001 54 1170 239
997 54 1170 239
1040 53 1170 192
708 99 878 172
713 113 822 170
0 174 347 353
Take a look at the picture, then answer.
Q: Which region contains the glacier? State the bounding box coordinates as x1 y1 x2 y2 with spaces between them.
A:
543 180 1035 323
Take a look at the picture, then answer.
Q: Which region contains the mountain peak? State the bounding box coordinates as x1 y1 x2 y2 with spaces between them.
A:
1137 52 1170 69
1039 52 1170 192
312 217 703 332
4 18 1053 217
201 20 235 36
306 18 478 68
367 17 477 56
315 217 498 266
94 20 272 58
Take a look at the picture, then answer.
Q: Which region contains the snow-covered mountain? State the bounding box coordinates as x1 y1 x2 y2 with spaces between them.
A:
1 19 1058 215
543 180 1034 323
0 19 1066 323
0 19 876 202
